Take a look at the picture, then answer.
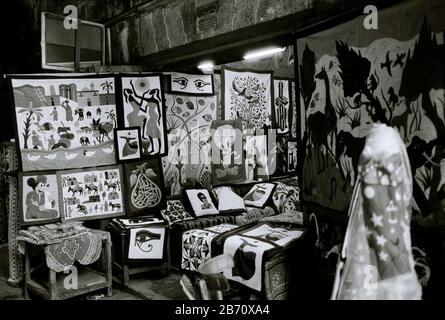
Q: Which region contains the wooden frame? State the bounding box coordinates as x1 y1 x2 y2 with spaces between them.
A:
41 12 106 72
18 171 61 226
114 127 143 162
116 73 169 158
221 66 275 131
57 165 125 223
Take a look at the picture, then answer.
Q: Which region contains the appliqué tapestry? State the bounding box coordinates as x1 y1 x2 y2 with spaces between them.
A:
298 3 445 212
162 94 216 197
19 172 61 226
129 226 165 260
273 78 292 135
10 76 118 171
120 75 167 157
210 119 245 185
222 67 273 131
58 165 125 222
123 159 165 217
169 72 214 95
114 127 142 161
223 223 303 291
181 229 220 271
244 183 276 208
270 136 289 178
287 141 297 174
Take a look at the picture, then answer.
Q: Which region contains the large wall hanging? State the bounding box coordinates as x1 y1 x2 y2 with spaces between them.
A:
221 67 274 131
119 74 168 157
162 94 217 197
210 119 245 185
9 75 118 171
297 4 445 212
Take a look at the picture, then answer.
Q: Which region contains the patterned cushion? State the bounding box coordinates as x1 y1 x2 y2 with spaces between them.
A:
212 186 246 214
260 211 304 225
271 182 301 213
161 200 193 226
235 206 276 225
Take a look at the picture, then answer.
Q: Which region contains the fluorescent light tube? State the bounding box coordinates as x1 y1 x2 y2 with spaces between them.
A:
198 62 214 70
243 47 286 60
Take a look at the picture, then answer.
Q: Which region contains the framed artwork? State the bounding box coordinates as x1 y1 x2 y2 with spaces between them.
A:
290 81 298 140
273 78 292 135
58 165 125 222
8 75 118 171
221 66 274 131
270 135 289 178
185 189 219 217
287 141 297 173
210 119 245 185
19 172 61 226
119 74 168 157
244 134 269 181
128 226 166 260
162 94 217 197
114 127 142 161
243 182 276 208
123 159 166 217
169 72 214 96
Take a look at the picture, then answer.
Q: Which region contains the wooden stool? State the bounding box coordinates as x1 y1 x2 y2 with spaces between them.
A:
23 230 112 300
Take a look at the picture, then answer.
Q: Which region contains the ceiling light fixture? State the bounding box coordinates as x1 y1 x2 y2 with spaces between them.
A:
198 62 214 70
243 47 286 60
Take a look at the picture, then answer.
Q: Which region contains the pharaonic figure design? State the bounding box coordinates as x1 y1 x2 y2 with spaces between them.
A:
124 79 162 155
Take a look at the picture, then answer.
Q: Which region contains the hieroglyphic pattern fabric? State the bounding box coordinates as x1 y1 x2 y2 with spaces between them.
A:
181 229 220 271
128 226 165 260
170 72 214 95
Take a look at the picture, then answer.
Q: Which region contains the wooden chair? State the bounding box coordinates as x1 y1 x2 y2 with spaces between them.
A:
197 254 234 300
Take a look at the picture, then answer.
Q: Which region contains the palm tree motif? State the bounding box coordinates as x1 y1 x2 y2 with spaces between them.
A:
17 102 44 149
105 110 117 127
100 81 114 105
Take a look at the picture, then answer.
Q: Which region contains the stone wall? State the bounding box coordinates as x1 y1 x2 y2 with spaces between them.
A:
108 0 313 64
